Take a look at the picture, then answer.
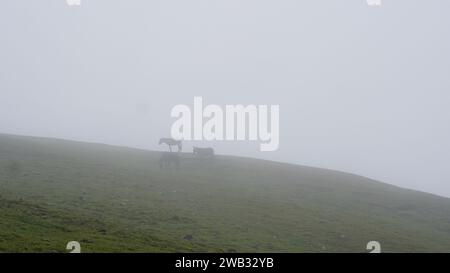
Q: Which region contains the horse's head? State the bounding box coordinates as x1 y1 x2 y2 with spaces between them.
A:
158 138 163 145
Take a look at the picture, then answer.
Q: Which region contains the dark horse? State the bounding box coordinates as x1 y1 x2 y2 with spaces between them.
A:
159 152 180 169
193 147 215 159
159 138 182 152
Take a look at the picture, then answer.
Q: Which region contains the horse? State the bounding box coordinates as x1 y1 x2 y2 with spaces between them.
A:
193 147 215 159
159 138 182 152
159 152 180 169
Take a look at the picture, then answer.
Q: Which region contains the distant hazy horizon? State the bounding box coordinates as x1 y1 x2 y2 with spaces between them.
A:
1 1 449 197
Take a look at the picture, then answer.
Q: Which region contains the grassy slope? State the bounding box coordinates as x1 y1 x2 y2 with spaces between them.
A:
1 134 450 253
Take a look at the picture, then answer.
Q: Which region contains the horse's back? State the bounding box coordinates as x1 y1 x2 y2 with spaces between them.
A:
193 147 215 157
162 138 181 145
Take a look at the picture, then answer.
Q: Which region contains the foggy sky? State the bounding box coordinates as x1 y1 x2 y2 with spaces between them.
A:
1 1 449 197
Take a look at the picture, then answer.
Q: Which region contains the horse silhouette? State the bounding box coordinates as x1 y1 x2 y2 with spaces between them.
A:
159 138 182 152
193 147 215 159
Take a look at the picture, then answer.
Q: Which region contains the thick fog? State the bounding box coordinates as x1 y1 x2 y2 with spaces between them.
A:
0 1 449 197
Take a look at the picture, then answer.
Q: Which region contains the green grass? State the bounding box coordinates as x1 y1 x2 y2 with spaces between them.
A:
1 133 450 253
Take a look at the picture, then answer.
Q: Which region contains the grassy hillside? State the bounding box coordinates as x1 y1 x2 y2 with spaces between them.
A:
1 134 450 253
